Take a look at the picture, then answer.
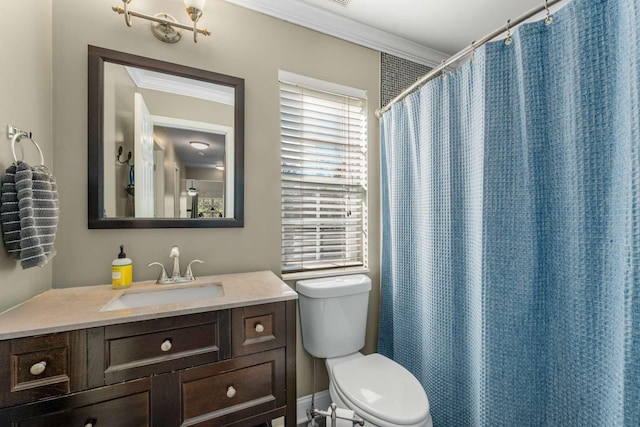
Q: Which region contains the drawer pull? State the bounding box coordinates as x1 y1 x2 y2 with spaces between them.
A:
255 323 265 333
84 417 97 427
226 385 236 398
160 339 172 352
29 361 47 376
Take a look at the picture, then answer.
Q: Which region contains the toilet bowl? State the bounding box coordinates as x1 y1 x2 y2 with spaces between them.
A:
297 275 433 427
326 353 432 427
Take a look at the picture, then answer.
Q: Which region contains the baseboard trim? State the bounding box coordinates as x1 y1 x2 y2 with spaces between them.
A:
296 389 331 425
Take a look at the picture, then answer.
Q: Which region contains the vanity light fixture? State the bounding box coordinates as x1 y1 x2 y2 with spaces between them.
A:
112 0 210 44
189 141 209 150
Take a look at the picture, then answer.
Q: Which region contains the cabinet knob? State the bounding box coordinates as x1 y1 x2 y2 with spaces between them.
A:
85 423 93 427
255 323 265 333
29 361 47 376
226 385 236 398
160 339 172 352
84 417 97 427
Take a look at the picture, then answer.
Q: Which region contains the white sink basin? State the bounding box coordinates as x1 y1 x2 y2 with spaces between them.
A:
101 282 224 311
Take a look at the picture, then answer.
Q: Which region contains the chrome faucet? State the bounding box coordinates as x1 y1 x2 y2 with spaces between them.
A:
148 245 204 284
170 245 181 281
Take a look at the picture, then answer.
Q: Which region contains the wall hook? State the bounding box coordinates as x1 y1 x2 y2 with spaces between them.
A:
116 145 132 166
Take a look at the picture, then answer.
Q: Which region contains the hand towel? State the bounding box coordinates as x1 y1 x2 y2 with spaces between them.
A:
14 161 59 268
0 164 22 260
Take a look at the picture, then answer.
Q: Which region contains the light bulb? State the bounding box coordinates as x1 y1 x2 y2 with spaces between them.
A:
184 0 205 11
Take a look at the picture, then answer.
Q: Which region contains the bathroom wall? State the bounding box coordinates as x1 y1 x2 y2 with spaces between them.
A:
381 52 432 106
50 0 380 398
0 1 53 312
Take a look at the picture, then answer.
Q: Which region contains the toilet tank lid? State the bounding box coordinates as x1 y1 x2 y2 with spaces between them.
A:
296 274 371 298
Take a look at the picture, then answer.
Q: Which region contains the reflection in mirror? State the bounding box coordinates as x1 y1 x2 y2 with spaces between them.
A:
88 46 244 228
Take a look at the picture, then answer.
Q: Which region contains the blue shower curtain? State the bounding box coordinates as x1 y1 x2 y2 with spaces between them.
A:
379 0 639 425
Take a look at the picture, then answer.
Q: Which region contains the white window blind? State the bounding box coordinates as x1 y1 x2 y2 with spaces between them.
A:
280 76 368 275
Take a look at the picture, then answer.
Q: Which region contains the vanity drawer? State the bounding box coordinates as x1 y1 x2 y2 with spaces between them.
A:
232 303 286 356
104 311 230 384
1 378 151 427
180 348 285 426
0 331 86 407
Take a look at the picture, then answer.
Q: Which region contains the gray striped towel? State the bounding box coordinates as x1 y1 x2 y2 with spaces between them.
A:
1 161 58 269
1 164 21 260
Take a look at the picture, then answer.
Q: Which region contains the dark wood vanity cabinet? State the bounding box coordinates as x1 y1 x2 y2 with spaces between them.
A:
0 301 296 427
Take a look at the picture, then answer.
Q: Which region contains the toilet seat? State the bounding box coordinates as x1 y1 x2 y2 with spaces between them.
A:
332 388 432 427
331 354 431 427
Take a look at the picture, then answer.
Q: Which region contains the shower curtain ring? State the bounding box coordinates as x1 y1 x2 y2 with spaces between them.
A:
505 19 513 45
544 0 553 26
441 60 447 80
471 40 476 63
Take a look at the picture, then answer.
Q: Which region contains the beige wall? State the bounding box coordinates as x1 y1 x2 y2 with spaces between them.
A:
0 1 52 312
0 0 382 399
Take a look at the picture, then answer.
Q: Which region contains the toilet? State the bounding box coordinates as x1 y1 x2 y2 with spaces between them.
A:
297 274 432 427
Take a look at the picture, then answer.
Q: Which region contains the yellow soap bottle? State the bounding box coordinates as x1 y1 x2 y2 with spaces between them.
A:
112 245 132 289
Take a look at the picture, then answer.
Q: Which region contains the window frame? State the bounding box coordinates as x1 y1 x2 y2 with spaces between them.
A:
279 71 369 279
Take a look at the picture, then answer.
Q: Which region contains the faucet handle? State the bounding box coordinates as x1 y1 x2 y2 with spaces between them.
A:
148 262 169 284
184 259 204 281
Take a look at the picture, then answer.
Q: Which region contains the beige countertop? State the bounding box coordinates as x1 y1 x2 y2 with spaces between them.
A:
0 270 297 340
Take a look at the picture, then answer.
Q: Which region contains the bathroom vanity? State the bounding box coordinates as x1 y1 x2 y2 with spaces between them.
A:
0 271 297 427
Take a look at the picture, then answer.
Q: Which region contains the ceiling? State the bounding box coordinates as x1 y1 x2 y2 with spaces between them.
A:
162 127 226 169
223 0 552 66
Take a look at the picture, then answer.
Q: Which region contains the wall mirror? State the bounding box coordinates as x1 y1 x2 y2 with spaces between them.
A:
88 45 244 228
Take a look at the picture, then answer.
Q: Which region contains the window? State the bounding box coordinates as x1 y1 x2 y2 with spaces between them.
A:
197 197 224 218
279 71 368 276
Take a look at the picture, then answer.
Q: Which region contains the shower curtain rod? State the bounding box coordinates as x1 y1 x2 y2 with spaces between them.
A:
375 0 565 118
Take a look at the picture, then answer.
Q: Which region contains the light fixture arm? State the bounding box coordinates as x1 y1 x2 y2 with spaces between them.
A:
112 0 211 43
122 0 133 27
185 6 203 43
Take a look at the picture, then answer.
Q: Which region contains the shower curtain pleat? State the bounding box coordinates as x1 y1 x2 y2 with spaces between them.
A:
379 0 640 425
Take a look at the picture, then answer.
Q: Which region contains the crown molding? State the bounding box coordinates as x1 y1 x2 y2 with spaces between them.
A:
223 0 449 67
126 67 235 105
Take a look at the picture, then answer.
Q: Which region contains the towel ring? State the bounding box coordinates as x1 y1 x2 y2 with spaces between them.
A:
11 132 44 165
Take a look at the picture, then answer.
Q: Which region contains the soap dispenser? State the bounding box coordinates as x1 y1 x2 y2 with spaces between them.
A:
112 245 133 289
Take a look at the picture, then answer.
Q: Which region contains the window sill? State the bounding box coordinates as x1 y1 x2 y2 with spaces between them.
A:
281 267 370 282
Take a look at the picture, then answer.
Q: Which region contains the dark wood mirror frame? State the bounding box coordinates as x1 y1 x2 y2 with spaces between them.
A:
88 45 244 229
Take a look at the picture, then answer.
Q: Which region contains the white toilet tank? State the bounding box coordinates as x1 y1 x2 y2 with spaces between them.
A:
297 274 371 358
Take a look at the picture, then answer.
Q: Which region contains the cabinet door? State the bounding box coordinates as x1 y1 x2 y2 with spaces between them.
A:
180 348 286 426
1 378 151 427
0 331 86 407
232 303 286 357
